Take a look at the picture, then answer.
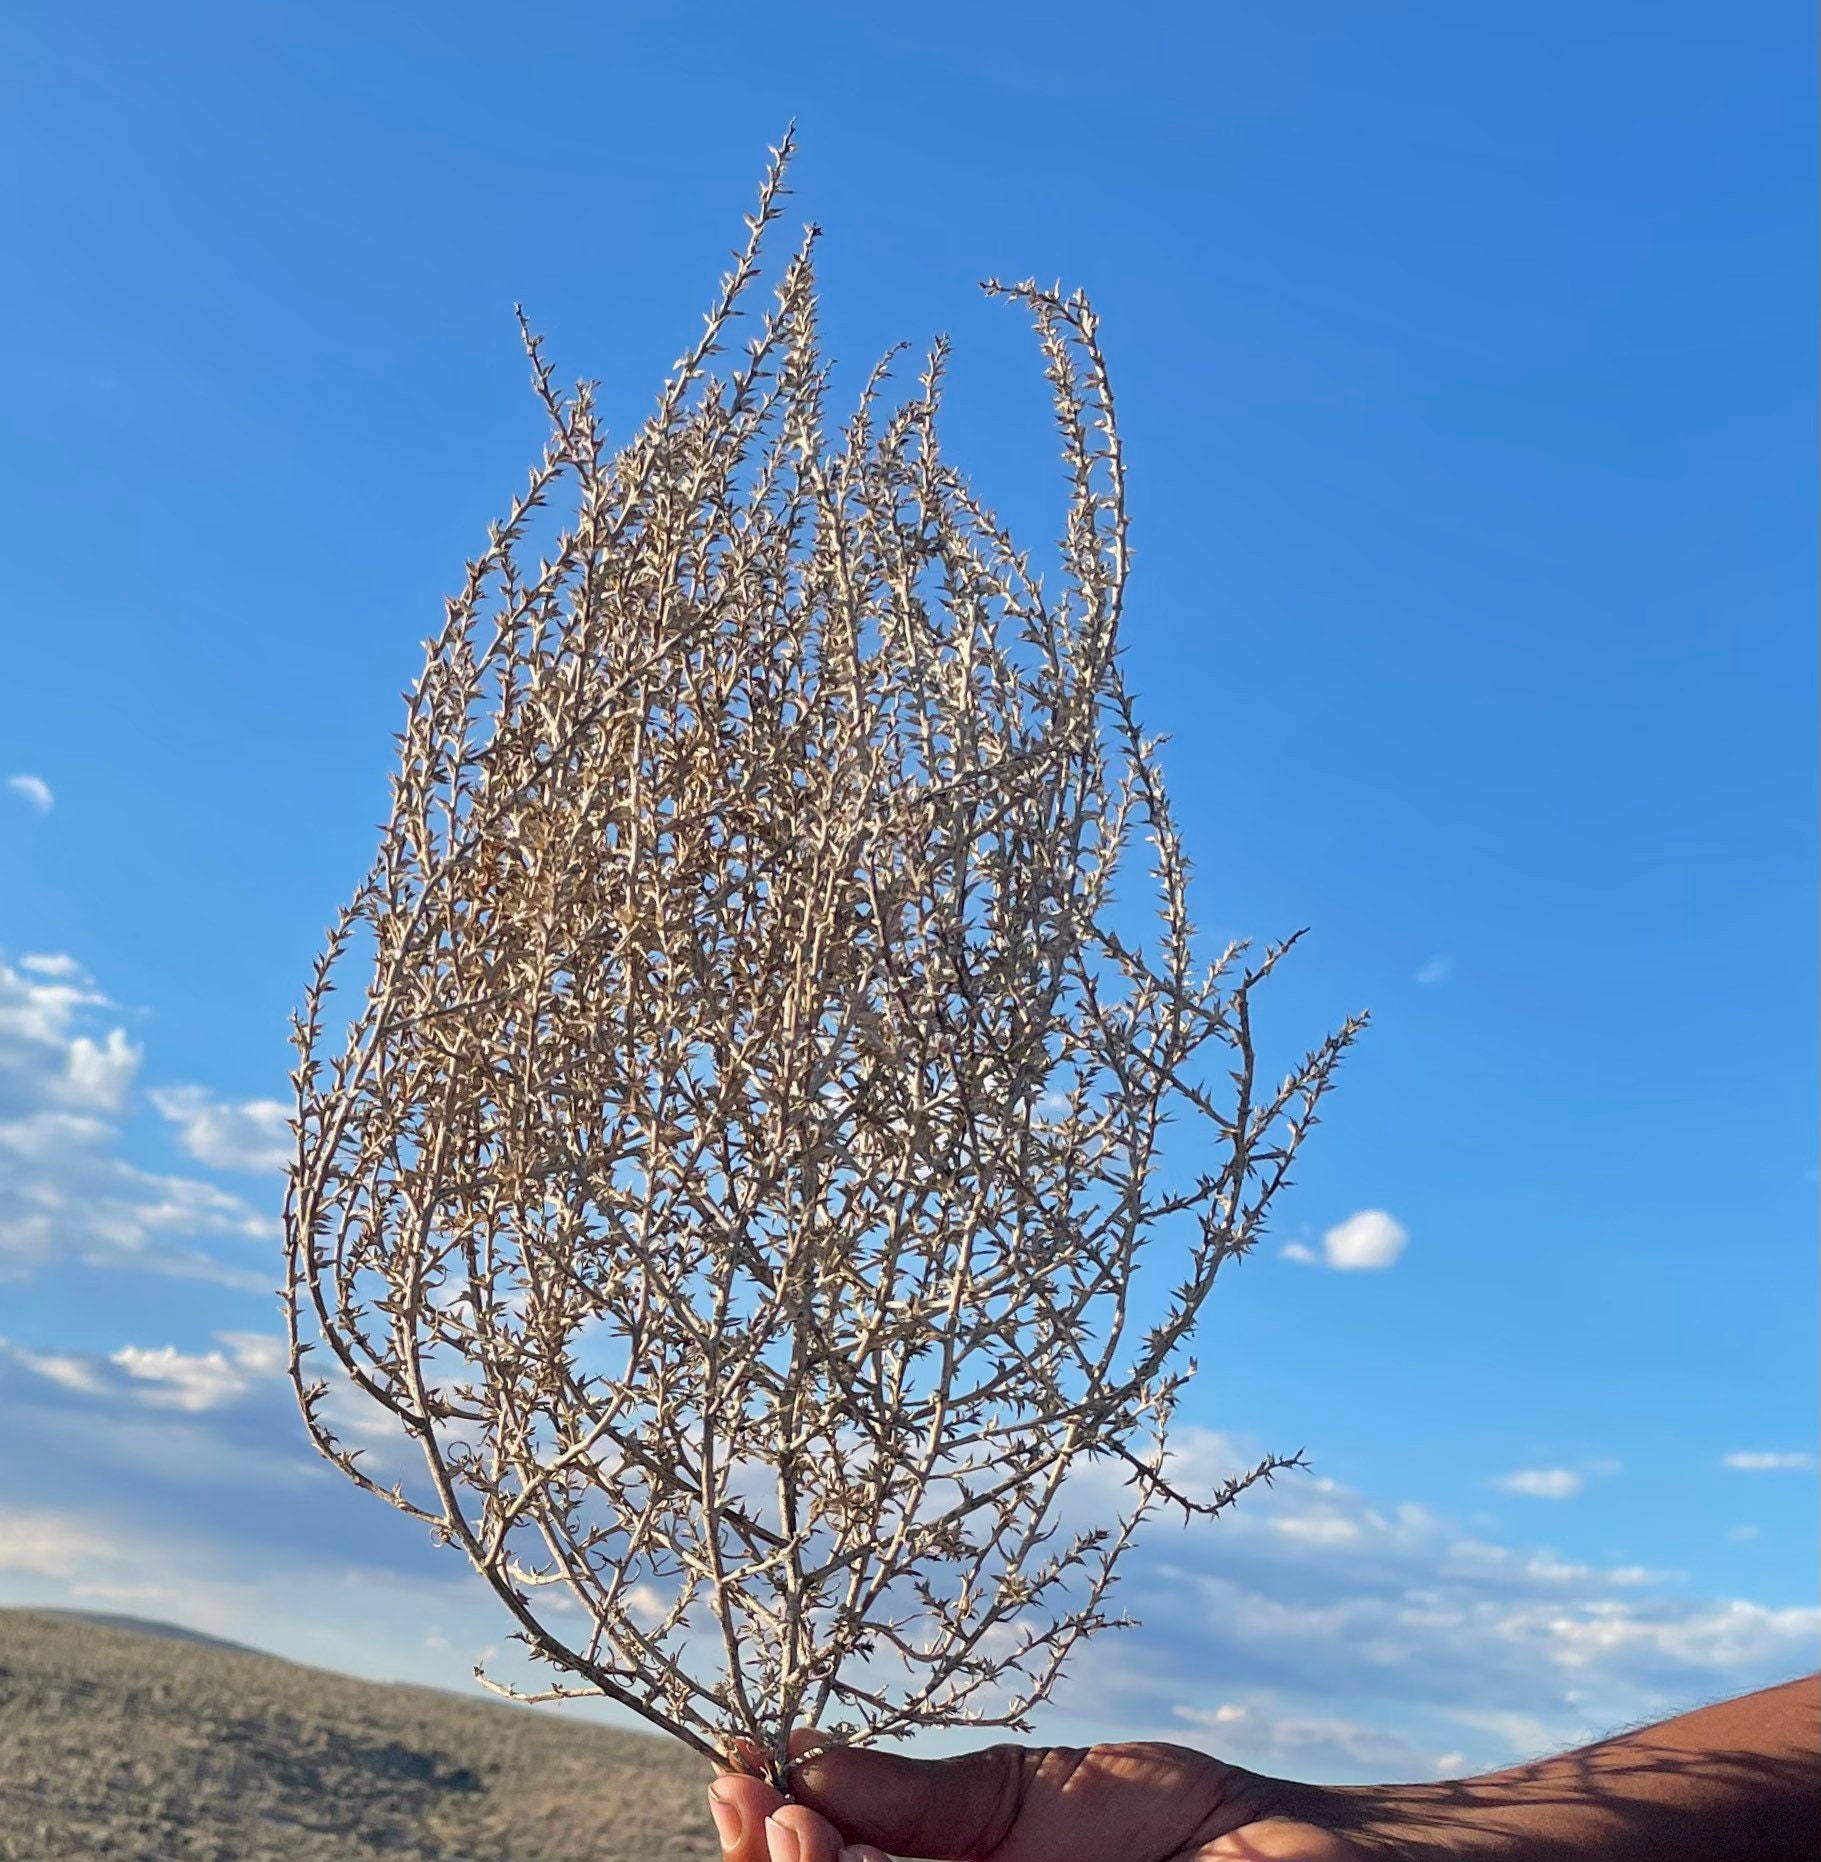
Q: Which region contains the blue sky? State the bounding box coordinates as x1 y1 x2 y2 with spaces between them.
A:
2 0 1815 1788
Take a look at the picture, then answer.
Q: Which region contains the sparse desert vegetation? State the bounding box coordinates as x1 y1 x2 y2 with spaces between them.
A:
0 1610 718 1861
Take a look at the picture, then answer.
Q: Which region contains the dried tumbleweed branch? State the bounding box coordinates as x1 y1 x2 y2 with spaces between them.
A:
283 130 1363 1790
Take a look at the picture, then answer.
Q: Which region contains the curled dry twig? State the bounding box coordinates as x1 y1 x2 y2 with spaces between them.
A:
283 128 1364 1792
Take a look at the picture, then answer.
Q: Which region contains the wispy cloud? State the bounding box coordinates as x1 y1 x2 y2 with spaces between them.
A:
1172 1700 1437 1778
1487 1468 1583 1499
1722 1451 1817 1473
1272 1511 1363 1546
1 1355 1815 1787
1413 955 1452 986
0 950 276 1284
7 1332 286 1413
1 1327 407 1496
18 954 80 979
151 1085 292 1174
6 774 53 814
1032 1430 1821 1780
4 1345 108 1396
0 1509 114 1577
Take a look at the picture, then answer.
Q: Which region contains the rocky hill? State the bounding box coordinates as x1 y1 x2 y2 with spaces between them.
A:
0 1609 720 1861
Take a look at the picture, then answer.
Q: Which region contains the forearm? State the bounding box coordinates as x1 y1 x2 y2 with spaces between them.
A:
1299 1673 1820 1862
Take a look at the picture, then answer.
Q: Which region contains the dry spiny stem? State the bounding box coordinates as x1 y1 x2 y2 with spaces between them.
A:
282 128 1364 1791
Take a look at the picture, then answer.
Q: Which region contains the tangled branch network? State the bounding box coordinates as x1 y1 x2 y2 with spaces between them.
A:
283 130 1363 1791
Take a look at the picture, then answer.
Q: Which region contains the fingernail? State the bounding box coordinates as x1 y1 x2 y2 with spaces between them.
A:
707 1784 741 1852
765 1814 800 1862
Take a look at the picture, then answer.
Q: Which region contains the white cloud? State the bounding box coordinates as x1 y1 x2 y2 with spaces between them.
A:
1722 1451 1817 1473
1038 1427 1821 1781
1726 1525 1760 1542
0 1481 513 1711
0 950 277 1284
1265 1714 1428 1769
6 774 53 814
0 1510 112 1577
68 1582 176 1607
0 1366 1813 1789
0 1375 632 1723
1444 1706 1562 1762
0 1129 277 1283
1322 1209 1408 1270
6 1332 285 1414
7 1345 107 1395
1173 1701 1438 1776
214 1330 287 1378
1489 1468 1583 1500
1273 1512 1363 1546
109 1333 285 1412
1280 1241 1319 1265
0 1110 112 1159
1524 1551 1593 1580
1413 955 1452 986
18 954 80 979
151 1085 292 1175
1531 1597 1821 1677
0 961 107 1060
623 1583 671 1631
63 1028 142 1111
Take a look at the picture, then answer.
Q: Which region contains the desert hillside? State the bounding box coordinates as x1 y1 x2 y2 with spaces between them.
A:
0 1609 720 1861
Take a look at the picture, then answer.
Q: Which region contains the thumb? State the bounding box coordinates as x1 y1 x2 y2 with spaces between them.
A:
789 1741 1035 1861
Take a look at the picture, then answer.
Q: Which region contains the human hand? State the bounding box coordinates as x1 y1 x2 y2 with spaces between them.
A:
705 1730 1371 1862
